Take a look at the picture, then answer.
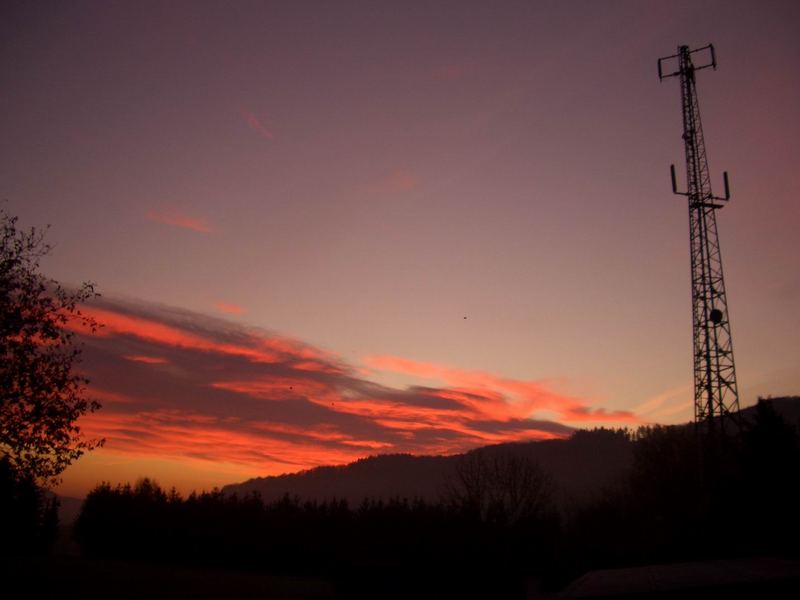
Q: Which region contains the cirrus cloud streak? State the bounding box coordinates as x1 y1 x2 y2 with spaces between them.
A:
146 209 211 233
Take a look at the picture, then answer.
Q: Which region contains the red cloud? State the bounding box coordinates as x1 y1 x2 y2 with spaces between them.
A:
214 302 244 315
363 169 419 194
211 377 333 402
124 355 168 365
79 410 371 471
73 306 337 371
385 169 418 191
146 209 211 233
89 388 136 405
63 298 636 495
364 355 640 425
240 107 274 140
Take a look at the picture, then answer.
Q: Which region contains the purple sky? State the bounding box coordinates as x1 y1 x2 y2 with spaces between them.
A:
2 1 798 495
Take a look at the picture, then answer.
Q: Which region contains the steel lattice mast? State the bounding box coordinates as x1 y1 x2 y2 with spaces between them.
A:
658 44 740 433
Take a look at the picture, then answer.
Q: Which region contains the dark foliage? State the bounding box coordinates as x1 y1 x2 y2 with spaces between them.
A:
74 459 561 597
1 208 103 557
72 404 800 594
0 455 59 555
556 398 800 586
1 208 103 485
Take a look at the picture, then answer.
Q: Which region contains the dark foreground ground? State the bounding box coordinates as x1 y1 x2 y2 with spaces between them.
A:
556 557 800 599
2 556 341 600
2 556 546 600
7 554 800 600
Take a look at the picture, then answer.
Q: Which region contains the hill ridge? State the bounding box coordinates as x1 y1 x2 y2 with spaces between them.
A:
223 396 800 506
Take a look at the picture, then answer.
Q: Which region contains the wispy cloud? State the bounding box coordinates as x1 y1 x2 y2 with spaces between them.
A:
70 298 636 485
632 384 693 424
431 62 476 81
363 168 419 195
124 355 169 365
214 302 245 315
146 209 211 233
240 107 274 140
364 355 639 425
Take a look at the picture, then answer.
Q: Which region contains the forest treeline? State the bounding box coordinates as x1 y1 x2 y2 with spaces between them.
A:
73 456 560 597
68 398 800 591
0 457 59 554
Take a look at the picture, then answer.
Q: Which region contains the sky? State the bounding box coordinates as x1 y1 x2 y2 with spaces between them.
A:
1 1 798 497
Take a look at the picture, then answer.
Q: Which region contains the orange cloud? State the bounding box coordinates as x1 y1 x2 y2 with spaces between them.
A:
364 355 639 425
61 298 635 496
78 410 370 471
211 377 333 401
73 306 337 372
75 307 228 351
214 302 244 315
89 388 136 405
146 209 211 233
124 355 168 365
363 168 419 194
386 169 418 191
240 107 274 140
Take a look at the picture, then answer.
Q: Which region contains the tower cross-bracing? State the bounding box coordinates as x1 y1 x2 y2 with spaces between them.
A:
658 44 741 433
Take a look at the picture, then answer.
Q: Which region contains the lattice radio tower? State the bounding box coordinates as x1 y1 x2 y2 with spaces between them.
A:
658 44 741 433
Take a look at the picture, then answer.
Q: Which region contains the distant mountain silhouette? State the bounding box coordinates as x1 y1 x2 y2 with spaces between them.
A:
223 429 633 507
226 453 454 505
743 395 800 426
224 396 800 507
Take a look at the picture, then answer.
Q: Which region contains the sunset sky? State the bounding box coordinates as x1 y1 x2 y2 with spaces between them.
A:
1 1 798 497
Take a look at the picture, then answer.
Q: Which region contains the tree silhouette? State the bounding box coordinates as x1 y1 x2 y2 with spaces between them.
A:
0 208 102 485
445 450 555 525
739 398 800 552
